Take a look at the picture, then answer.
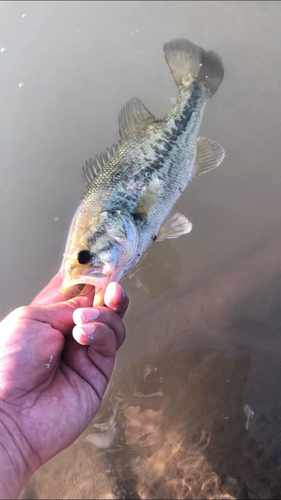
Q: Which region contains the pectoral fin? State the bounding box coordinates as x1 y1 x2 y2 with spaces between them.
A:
157 211 192 241
192 137 225 179
135 178 163 220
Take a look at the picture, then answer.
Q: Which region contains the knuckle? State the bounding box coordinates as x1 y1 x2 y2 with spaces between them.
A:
10 305 32 320
121 323 127 343
104 307 116 321
97 324 111 344
116 323 126 348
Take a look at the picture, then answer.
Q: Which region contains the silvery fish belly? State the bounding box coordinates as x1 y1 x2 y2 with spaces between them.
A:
61 38 225 306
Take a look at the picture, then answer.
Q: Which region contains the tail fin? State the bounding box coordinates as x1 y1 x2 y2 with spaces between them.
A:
163 38 224 97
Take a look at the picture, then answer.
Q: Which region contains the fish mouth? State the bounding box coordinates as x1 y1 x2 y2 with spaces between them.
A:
60 272 109 294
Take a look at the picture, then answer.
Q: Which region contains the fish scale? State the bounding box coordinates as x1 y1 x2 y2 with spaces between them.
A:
61 38 225 306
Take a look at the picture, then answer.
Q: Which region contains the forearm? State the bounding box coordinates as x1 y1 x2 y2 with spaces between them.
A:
0 410 38 499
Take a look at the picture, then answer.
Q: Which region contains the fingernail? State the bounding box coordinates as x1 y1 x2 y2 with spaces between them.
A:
81 308 100 322
79 324 96 339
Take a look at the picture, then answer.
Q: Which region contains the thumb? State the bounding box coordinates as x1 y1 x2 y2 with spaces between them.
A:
26 285 96 335
104 282 129 318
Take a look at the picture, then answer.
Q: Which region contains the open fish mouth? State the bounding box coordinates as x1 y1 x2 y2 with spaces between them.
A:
60 273 109 294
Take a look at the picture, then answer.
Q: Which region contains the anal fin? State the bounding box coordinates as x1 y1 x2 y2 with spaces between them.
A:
157 211 192 241
193 137 225 179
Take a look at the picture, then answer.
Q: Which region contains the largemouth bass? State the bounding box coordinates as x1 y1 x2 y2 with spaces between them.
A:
61 38 225 305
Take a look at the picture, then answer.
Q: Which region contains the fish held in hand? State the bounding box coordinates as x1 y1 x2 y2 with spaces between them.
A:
61 38 225 306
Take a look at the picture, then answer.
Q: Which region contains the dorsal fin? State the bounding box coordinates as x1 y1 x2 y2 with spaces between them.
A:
118 97 157 140
81 141 120 186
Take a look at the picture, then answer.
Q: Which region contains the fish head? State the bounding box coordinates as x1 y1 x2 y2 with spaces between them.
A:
61 209 138 304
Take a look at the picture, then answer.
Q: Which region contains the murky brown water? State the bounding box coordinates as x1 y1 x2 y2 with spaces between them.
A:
1 1 281 498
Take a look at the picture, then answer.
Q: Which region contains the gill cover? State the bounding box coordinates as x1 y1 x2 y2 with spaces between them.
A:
93 210 139 274
61 209 138 302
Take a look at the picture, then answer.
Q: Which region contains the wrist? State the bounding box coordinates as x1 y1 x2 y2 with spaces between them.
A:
0 409 39 499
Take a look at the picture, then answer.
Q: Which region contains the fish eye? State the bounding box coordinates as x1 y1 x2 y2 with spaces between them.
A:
77 250 91 265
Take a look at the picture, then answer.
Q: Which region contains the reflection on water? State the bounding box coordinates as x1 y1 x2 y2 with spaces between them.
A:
24 340 281 499
84 344 280 500
128 240 182 299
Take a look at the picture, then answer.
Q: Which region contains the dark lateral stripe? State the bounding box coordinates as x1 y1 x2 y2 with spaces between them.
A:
96 241 114 254
169 82 202 143
88 229 104 244
144 82 202 179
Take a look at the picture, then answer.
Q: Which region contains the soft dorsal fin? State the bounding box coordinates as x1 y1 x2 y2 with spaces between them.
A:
157 211 192 241
118 97 157 141
82 141 121 185
192 137 225 179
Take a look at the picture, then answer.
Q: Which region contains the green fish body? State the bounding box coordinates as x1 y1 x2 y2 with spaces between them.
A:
61 38 225 305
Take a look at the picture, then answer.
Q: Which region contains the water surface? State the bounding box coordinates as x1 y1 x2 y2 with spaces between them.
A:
1 1 281 498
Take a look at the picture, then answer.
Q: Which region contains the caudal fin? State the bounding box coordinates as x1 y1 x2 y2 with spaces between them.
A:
163 38 224 97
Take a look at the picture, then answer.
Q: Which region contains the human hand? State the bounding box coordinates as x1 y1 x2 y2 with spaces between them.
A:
0 271 128 499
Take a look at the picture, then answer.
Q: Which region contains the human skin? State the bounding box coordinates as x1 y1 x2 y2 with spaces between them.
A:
0 270 128 499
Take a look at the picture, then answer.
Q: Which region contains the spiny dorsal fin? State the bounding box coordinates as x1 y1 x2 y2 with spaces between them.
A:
118 97 157 141
81 141 121 185
157 211 192 241
192 137 225 179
